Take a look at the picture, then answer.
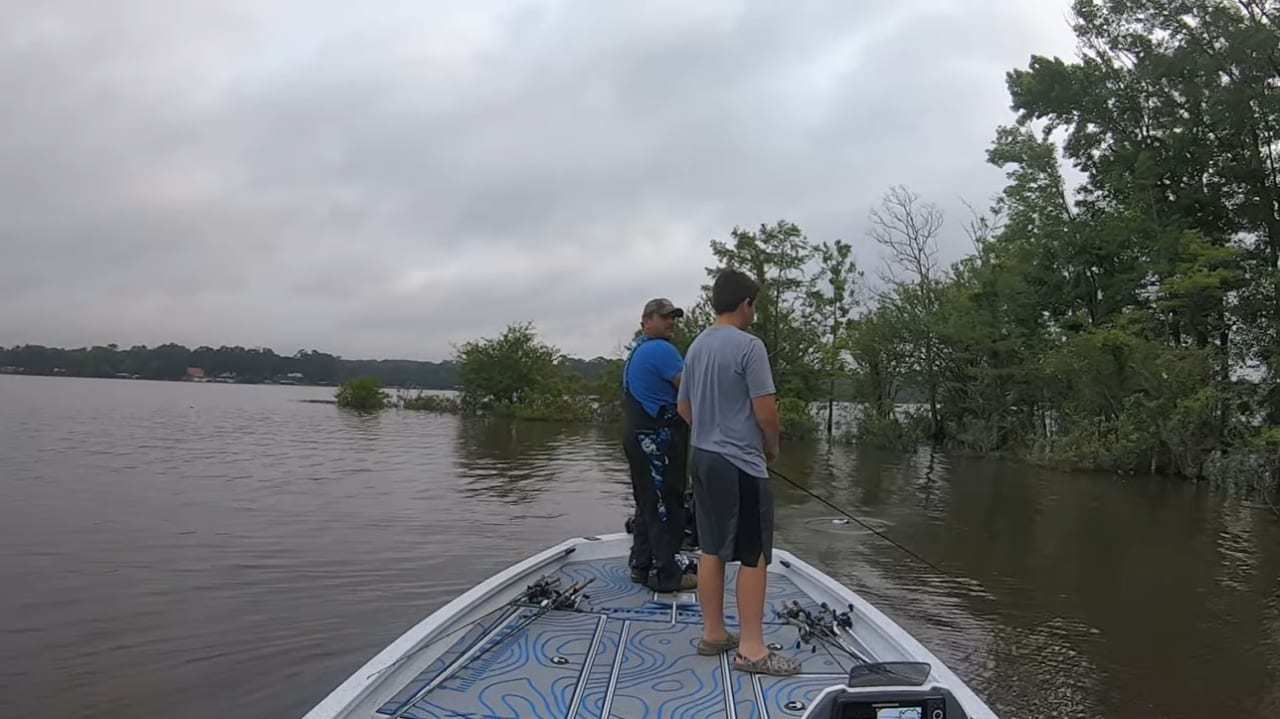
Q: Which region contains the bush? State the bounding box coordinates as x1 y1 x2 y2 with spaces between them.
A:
589 359 625 424
335 377 389 411
508 390 597 422
1205 428 1280 502
850 407 927 451
457 323 563 412
400 391 462 413
1035 410 1154 474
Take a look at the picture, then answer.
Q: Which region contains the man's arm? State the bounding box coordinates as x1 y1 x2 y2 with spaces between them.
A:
660 343 683 390
751 394 780 465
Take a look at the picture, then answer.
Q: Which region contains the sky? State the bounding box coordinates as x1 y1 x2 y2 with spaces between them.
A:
1 1 1079 361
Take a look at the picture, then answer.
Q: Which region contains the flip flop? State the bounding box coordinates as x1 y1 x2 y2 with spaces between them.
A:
733 650 801 676
696 632 740 656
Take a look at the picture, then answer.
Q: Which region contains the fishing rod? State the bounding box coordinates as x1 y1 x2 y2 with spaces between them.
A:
766 465 953 578
774 599 864 668
384 575 596 718
454 576 595 670
368 575 594 681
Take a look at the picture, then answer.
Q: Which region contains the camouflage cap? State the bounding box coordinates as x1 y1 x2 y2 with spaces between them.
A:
642 297 684 319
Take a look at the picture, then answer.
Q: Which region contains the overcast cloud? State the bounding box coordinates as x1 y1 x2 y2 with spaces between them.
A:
1 1 1078 360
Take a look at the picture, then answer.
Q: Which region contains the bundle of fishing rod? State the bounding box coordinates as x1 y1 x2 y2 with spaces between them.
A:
775 599 865 667
515 575 594 612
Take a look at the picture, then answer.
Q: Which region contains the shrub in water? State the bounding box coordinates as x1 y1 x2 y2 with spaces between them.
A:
336 377 389 411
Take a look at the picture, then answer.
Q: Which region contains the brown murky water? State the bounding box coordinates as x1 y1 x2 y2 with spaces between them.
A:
2 375 1277 717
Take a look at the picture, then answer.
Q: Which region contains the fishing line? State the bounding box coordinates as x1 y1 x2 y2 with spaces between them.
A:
766 466 955 579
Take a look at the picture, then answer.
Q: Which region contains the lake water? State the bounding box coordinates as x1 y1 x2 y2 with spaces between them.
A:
1 375 1277 717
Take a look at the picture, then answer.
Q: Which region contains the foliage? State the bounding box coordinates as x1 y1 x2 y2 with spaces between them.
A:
806 239 862 436
586 358 625 424
455 322 565 412
845 302 911 424
509 388 597 423
454 322 601 422
850 408 928 452
335 377 389 411
1251 428 1280 503
866 185 949 438
400 392 462 413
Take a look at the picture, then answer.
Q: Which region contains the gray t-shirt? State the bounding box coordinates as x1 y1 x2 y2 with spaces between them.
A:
677 324 776 477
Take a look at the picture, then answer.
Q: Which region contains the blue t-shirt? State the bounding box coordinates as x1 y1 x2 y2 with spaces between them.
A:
623 338 683 418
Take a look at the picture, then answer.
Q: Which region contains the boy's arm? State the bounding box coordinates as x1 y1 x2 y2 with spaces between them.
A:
745 339 779 464
751 395 780 464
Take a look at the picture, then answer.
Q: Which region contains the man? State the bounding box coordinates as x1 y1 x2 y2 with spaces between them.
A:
622 298 697 593
677 269 800 676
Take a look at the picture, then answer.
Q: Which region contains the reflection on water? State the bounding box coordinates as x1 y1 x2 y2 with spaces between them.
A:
454 418 625 504
1 375 1278 718
782 441 1280 717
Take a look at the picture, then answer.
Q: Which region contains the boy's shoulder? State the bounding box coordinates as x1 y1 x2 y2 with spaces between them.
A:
695 325 756 348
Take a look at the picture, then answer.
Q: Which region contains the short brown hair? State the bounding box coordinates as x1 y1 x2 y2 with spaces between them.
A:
711 269 759 315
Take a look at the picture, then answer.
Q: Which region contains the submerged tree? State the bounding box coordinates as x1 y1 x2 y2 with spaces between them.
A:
867 185 947 439
456 322 564 412
805 239 862 436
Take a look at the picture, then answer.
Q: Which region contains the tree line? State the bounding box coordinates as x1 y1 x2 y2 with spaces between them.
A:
659 0 1279 493
0 342 618 390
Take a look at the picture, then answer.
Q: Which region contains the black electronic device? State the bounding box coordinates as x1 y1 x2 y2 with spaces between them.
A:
829 689 955 719
798 663 968 719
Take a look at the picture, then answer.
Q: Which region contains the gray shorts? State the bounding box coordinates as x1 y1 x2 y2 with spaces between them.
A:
691 448 774 567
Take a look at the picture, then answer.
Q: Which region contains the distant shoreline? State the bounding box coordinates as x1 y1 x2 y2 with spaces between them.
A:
0 342 609 391
0 370 459 393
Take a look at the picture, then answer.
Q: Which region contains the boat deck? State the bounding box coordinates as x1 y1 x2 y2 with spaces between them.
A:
375 556 865 718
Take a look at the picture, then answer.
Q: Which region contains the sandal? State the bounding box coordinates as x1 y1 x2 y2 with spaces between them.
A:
696 632 740 656
733 650 801 676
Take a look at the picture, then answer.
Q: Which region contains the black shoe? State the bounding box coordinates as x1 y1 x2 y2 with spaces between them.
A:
630 567 649 584
648 573 698 593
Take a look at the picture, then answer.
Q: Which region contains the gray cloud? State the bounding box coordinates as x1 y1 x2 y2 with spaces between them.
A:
1 1 1077 360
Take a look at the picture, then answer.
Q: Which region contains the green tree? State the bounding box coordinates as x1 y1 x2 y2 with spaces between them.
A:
455 322 565 413
846 301 911 425
1008 0 1273 418
988 0 1280 478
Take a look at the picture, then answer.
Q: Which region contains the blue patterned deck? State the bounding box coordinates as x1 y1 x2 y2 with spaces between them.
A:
377 556 858 718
